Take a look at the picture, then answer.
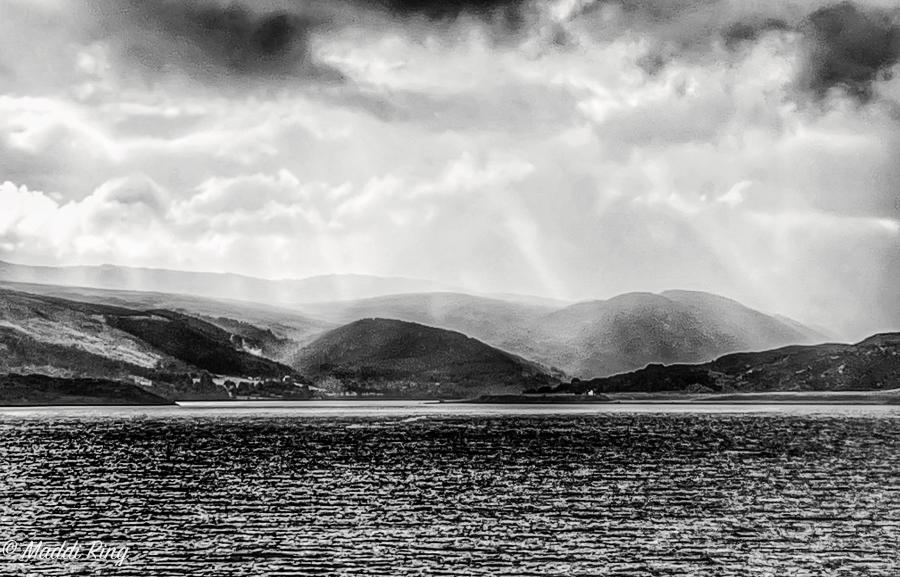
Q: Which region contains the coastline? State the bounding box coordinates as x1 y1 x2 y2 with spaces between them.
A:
457 390 900 405
3 389 900 408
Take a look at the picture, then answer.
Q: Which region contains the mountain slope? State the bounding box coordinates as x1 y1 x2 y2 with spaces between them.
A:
0 289 178 377
298 292 555 366
0 288 301 400
0 277 826 387
0 280 334 361
559 333 900 394
294 318 556 397
0 260 456 304
661 290 829 344
302 290 823 379
532 291 823 378
105 309 297 378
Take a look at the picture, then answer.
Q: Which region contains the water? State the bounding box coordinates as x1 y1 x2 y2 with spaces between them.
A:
1 402 899 576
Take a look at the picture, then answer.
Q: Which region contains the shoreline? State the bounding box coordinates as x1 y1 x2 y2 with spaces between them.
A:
2 390 899 408
456 391 900 405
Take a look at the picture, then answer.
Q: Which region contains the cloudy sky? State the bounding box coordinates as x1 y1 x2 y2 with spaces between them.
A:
1 0 899 338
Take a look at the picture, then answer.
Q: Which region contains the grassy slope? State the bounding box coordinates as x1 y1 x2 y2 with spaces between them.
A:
0 374 173 405
560 333 900 394
0 280 332 345
295 318 556 396
0 288 303 402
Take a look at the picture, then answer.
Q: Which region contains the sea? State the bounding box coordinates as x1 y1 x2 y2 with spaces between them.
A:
1 401 898 576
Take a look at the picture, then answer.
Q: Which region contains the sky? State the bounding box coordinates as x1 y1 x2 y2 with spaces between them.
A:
0 0 898 339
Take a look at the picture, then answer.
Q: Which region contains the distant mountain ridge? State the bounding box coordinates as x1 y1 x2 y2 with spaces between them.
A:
0 260 459 305
532 290 826 378
0 280 333 348
0 278 891 403
298 290 827 379
0 263 833 389
557 333 900 394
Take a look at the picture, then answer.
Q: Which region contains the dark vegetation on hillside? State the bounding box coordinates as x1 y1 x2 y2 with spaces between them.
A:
549 333 900 394
106 310 299 379
0 373 173 405
204 316 293 359
0 288 303 403
295 318 556 397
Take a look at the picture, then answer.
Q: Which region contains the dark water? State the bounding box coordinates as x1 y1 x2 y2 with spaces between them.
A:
1 404 899 576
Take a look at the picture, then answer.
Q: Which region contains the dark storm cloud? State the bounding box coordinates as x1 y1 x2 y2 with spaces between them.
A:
358 0 529 29
89 0 342 82
83 0 535 85
802 2 900 101
722 18 791 50
575 1 799 74
574 1 900 103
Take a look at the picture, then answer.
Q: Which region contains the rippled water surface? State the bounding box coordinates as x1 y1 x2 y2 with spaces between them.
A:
1 403 899 576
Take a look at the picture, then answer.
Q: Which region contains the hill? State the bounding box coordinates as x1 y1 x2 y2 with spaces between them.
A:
105 309 298 378
556 333 900 394
298 292 557 368
529 291 825 378
0 277 828 389
293 318 556 398
0 280 333 361
298 290 824 379
0 288 302 401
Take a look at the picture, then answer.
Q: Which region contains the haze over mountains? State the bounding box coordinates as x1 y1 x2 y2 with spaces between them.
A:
0 260 866 404
0 286 555 402
294 318 555 398
0 260 458 305
0 281 332 347
0 289 304 398
302 290 827 378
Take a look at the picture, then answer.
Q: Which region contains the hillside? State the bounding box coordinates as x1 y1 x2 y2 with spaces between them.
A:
0 288 302 401
0 279 829 398
0 374 173 406
294 318 556 398
299 290 824 379
556 333 900 394
531 291 825 378
105 309 298 378
0 280 333 349
298 292 557 368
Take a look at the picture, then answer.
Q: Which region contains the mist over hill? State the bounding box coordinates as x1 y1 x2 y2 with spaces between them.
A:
0 262 826 380
533 291 827 378
294 318 555 398
0 288 307 402
0 260 457 305
298 292 554 367
0 270 842 404
0 280 333 350
297 290 826 379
